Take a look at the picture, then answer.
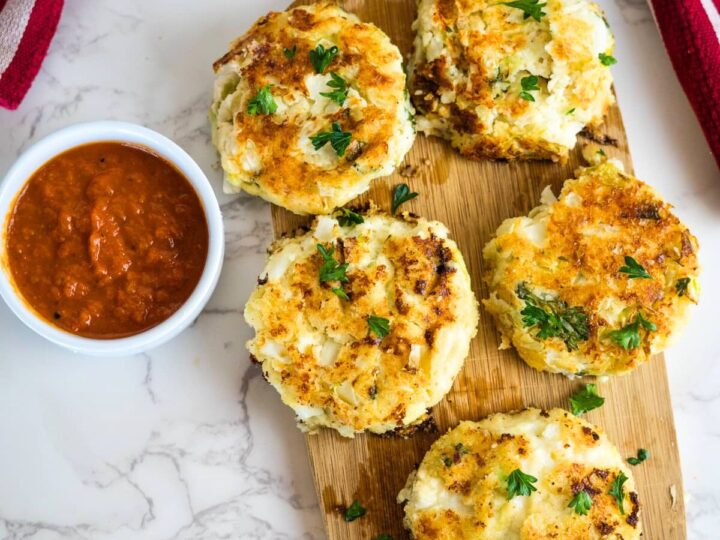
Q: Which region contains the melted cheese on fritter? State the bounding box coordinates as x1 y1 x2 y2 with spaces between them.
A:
211 3 415 215
244 212 479 437
409 0 615 161
399 408 641 539
483 161 700 376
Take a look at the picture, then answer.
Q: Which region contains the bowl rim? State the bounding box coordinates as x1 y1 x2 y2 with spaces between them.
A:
0 121 224 356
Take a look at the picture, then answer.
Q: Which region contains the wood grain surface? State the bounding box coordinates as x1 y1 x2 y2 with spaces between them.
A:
271 1 687 538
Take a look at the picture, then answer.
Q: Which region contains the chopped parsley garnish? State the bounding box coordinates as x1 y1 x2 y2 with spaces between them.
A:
343 500 366 522
283 45 297 59
391 183 419 214
317 243 349 284
608 472 628 514
519 75 540 101
608 312 656 350
500 0 547 22
568 490 593 515
375 535 393 540
566 107 576 115
442 456 453 467
335 207 364 227
311 122 352 156
597 148 607 157
599 53 617 66
246 85 277 115
506 469 538 499
332 287 349 300
569 383 605 416
310 43 339 74
619 256 651 279
368 315 390 338
516 283 590 351
675 277 690 296
320 72 349 105
627 448 649 465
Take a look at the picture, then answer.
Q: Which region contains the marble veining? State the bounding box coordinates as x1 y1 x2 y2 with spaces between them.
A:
0 0 718 539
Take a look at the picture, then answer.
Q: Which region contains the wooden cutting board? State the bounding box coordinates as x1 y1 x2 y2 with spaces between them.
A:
271 1 687 538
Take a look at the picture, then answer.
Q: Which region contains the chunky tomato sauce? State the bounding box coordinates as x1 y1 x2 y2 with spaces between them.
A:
5 142 209 338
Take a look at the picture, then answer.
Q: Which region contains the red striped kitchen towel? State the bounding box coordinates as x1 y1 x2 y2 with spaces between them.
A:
649 0 719 167
0 0 64 110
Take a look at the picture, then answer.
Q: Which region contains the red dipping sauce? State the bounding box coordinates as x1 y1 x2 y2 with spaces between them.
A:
5 142 209 338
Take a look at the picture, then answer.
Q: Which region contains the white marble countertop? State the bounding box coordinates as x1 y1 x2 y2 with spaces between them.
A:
0 0 718 538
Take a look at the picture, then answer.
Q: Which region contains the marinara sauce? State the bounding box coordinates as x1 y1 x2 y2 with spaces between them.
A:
5 142 209 338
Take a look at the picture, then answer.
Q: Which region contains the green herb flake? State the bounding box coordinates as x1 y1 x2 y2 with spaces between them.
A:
368 315 390 338
627 448 649 465
317 243 349 284
442 456 453 467
566 107 576 115
375 535 393 540
320 72 349 105
619 256 651 279
311 122 352 157
310 43 339 74
519 74 540 101
675 277 690 297
569 383 605 416
506 469 538 499
608 312 656 350
568 490 593 515
599 53 617 66
391 183 419 214
332 287 349 301
283 45 297 59
608 472 628 514
335 207 364 227
246 85 277 116
516 283 590 351
343 500 366 522
500 0 547 22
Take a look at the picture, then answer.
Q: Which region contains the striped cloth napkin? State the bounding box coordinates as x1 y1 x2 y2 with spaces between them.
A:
650 0 720 167
0 0 63 110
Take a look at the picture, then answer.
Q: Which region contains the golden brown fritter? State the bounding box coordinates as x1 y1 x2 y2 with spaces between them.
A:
399 408 642 539
483 161 700 376
211 3 414 215
244 210 478 437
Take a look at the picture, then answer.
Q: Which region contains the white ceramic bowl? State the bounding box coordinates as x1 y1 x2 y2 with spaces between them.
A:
0 121 224 356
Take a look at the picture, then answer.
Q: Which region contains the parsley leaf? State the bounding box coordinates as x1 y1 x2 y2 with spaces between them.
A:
608 312 656 350
608 472 628 514
309 43 339 74
343 500 366 522
500 0 547 22
675 277 690 296
568 490 593 515
368 315 390 338
375 535 393 540
566 107 576 115
619 256 651 279
627 448 649 465
246 85 277 115
516 283 590 351
317 244 349 284
569 383 605 416
519 75 540 101
332 287 349 300
391 183 419 214
283 45 297 59
311 122 352 156
506 469 538 499
320 72 349 105
599 53 617 66
335 207 364 227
